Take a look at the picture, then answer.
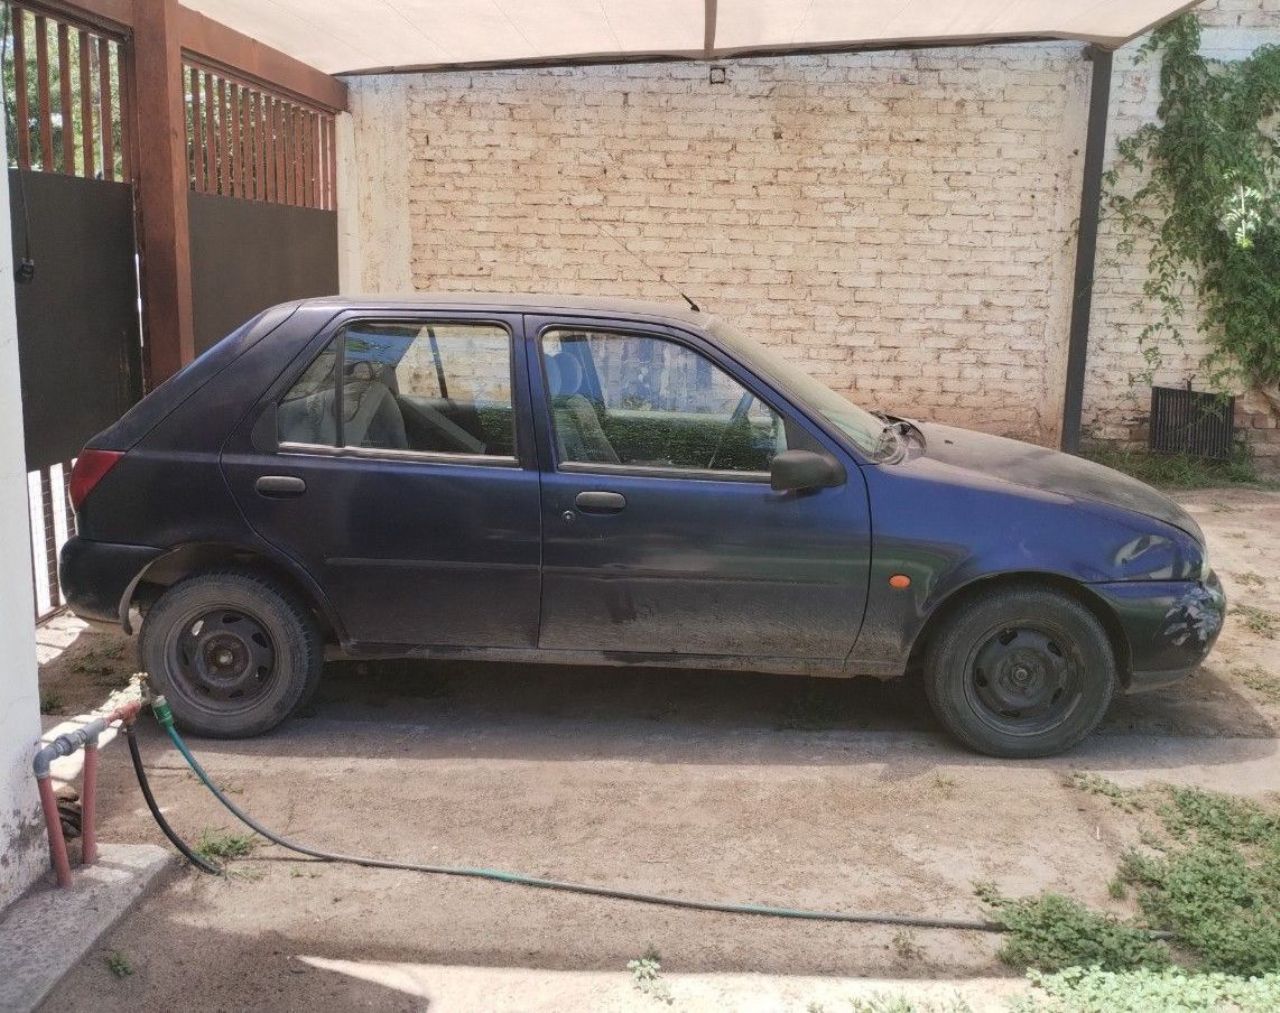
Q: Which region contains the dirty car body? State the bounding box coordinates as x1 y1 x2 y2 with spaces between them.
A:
59 295 1225 756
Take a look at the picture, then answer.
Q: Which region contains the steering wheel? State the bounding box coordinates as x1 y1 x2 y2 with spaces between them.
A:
706 390 755 470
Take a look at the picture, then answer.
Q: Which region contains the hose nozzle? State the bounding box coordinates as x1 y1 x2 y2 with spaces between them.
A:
151 695 175 731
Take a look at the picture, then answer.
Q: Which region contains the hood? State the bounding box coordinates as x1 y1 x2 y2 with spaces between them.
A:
914 423 1205 544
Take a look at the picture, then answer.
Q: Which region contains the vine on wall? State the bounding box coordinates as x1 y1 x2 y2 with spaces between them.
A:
1106 13 1280 404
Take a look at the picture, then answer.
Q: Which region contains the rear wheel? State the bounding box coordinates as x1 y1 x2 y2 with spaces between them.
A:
140 571 322 738
923 586 1116 758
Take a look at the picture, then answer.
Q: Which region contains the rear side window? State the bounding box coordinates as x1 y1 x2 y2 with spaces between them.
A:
277 321 514 458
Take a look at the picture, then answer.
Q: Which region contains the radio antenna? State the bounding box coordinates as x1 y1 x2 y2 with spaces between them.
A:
575 209 701 312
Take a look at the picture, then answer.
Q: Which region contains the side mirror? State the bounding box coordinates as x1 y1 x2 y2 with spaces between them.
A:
770 450 845 493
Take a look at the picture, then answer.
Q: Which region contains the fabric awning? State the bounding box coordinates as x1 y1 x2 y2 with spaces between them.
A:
184 0 1202 77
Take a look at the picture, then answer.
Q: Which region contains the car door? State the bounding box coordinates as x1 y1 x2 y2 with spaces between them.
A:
528 316 871 662
222 310 542 649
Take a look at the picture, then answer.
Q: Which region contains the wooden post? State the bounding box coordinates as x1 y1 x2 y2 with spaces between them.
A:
132 0 195 384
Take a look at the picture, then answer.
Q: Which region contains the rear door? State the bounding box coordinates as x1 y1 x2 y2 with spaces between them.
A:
222 310 542 649
528 316 871 662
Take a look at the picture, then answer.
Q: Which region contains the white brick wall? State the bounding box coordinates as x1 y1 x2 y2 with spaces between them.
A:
339 0 1279 458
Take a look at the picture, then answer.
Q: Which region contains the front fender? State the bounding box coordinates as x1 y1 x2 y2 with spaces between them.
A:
851 463 1205 672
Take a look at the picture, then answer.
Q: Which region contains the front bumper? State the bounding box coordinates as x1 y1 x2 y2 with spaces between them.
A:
59 536 163 626
1090 570 1226 692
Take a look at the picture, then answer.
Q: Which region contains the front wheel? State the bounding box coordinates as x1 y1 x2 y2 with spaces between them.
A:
140 570 322 738
923 586 1116 758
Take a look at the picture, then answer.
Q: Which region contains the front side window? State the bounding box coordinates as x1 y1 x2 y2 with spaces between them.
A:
541 328 787 473
277 321 514 458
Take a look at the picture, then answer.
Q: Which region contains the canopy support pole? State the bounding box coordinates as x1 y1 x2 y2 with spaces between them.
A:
1060 44 1113 453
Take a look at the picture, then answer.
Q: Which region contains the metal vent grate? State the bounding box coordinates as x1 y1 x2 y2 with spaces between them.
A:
1149 386 1235 460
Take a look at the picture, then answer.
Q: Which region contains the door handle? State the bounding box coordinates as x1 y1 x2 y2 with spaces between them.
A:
255 475 306 498
575 490 626 513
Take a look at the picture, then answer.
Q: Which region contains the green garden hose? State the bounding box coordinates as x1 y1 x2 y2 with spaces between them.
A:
141 694 1009 932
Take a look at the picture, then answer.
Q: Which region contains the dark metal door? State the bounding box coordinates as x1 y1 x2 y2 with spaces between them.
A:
9 169 142 470
526 316 872 663
223 312 543 649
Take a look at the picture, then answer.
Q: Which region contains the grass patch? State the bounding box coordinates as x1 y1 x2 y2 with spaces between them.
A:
1081 446 1277 490
194 828 256 867
106 951 133 978
1117 787 1280 976
1238 665 1280 703
1235 571 1266 589
1066 772 1143 813
39 691 64 715
1231 605 1278 639
847 998 972 1013
1013 967 1280 1012
994 781 1280 977
976 886 1170 973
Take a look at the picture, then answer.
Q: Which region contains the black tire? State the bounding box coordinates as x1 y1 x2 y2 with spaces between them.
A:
923 586 1116 758
140 570 322 738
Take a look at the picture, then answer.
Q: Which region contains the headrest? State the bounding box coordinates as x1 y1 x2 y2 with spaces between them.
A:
546 352 584 396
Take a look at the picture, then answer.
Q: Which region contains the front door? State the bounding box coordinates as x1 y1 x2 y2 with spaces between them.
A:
529 318 871 662
224 312 542 649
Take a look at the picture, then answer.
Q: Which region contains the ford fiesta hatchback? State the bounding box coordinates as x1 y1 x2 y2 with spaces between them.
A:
60 295 1225 757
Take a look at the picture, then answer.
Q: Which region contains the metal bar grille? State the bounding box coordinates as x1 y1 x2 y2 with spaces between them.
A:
1149 386 1236 460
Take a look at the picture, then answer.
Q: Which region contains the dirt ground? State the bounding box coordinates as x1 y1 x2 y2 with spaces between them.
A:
32 486 1280 1011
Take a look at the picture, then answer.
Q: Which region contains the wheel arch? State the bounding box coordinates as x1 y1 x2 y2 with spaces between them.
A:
122 541 343 643
905 571 1133 686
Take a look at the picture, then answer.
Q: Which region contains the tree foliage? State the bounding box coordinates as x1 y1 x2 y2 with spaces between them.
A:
1106 14 1280 393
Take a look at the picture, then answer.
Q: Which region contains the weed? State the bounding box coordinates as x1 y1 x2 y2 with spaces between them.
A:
39 691 64 715
1116 788 1280 975
1066 772 1143 813
1012 966 1280 1012
891 929 922 961
931 774 957 799
194 828 256 867
1238 665 1280 703
1080 447 1277 490
975 885 1170 972
1107 877 1128 900
627 947 673 1005
106 951 133 978
1235 571 1266 589
1231 605 1278 639
848 996 973 1013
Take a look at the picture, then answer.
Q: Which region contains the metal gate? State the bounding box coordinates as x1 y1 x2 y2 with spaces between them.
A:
5 2 141 619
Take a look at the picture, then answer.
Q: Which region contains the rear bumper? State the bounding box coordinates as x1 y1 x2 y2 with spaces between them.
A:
59 536 163 626
1090 570 1226 693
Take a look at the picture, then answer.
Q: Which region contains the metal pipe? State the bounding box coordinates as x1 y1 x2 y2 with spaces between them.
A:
81 740 99 865
35 774 72 888
30 699 142 886
1059 44 1114 453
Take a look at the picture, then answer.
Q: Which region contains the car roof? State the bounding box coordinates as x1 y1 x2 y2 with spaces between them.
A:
299 292 711 330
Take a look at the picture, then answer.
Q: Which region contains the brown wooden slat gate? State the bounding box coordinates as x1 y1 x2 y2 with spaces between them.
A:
5 2 139 621
182 57 339 354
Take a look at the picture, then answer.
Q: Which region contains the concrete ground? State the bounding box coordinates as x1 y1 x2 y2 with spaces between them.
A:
33 487 1280 1011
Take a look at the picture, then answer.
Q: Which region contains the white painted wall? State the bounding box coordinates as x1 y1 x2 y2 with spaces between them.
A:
0 107 45 909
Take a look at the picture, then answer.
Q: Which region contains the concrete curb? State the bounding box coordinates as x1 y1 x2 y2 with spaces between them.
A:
0 843 171 1012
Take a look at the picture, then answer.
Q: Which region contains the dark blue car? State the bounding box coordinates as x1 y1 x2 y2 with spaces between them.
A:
59 295 1225 756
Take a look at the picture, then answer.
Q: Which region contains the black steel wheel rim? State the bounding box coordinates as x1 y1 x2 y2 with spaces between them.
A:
166 606 277 714
963 623 1084 736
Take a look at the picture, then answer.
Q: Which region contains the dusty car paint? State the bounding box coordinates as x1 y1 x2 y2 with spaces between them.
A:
60 295 1224 692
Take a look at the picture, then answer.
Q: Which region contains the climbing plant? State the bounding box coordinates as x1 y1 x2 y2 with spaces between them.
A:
1105 13 1280 399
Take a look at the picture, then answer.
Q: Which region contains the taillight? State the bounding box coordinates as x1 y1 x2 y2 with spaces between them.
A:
69 450 124 512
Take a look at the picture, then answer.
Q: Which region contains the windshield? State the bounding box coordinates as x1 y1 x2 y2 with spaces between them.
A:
709 319 889 457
